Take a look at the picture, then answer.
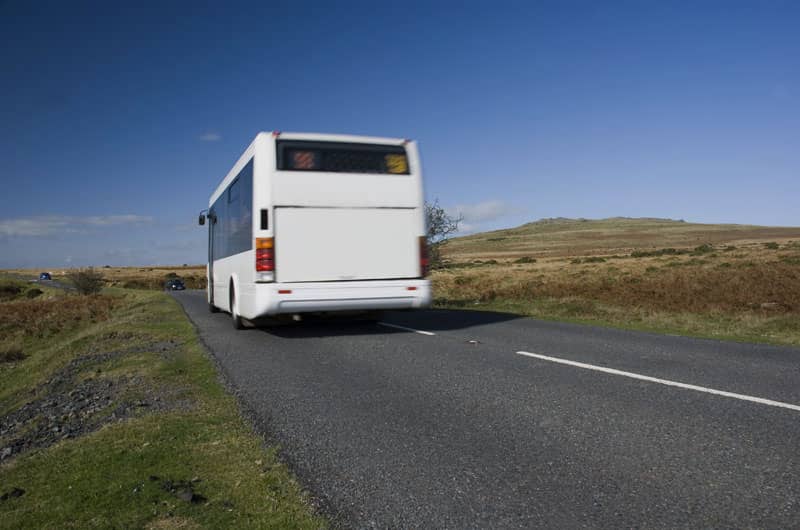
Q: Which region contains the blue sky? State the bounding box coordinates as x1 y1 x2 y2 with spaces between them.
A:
1 1 798 268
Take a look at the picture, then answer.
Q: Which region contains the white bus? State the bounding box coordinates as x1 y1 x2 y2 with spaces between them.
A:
199 131 432 328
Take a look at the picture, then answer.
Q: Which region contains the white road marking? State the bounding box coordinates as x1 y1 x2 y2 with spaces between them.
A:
378 322 436 336
516 350 800 412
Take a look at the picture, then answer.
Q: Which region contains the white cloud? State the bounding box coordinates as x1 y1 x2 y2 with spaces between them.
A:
0 215 153 237
199 132 221 142
445 200 523 235
449 200 514 223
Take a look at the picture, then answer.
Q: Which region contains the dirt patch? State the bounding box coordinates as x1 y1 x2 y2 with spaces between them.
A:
0 342 191 463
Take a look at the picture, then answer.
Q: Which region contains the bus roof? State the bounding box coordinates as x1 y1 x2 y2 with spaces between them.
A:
272 131 407 145
208 132 412 206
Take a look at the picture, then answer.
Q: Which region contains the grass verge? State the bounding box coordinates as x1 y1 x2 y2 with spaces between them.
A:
0 286 324 529
436 296 800 346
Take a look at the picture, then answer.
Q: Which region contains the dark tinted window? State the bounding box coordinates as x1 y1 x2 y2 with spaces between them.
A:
210 159 253 260
276 140 409 174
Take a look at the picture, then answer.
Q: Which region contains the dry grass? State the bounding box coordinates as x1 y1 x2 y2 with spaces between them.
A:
444 217 800 260
97 265 206 290
435 218 800 345
435 255 799 314
0 294 116 341
7 265 207 291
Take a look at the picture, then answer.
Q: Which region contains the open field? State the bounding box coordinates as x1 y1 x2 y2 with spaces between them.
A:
4 266 207 291
8 217 800 346
445 217 800 260
437 218 800 345
0 278 324 528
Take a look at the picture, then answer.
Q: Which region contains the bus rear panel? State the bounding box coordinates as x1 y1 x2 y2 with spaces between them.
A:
205 132 431 322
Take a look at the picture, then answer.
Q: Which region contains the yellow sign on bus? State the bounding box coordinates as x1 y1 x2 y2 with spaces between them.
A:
385 154 408 174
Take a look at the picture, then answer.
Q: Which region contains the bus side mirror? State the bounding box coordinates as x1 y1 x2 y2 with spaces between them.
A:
198 215 205 226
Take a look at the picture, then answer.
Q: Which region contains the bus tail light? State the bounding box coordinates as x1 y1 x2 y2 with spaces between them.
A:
419 236 429 278
256 238 274 271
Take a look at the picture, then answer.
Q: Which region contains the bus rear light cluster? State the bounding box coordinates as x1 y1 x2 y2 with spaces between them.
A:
419 236 429 278
256 237 274 271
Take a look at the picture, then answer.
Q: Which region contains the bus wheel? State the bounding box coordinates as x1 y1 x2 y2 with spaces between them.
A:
230 284 244 330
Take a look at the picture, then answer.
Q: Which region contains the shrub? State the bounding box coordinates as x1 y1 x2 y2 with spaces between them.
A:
0 281 23 301
122 279 151 290
631 248 684 258
0 347 25 362
67 268 105 295
764 242 780 250
183 275 206 289
514 256 537 264
164 272 179 279
692 244 714 255
0 346 26 363
0 295 115 340
425 199 462 269
26 288 43 299
572 256 606 264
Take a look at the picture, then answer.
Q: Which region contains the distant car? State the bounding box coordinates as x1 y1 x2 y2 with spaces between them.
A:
165 279 186 291
39 272 52 281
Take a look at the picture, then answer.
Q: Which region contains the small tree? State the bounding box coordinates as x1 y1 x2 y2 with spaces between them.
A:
425 199 462 269
67 267 105 295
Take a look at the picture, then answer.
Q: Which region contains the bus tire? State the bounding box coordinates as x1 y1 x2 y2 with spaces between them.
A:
230 283 244 330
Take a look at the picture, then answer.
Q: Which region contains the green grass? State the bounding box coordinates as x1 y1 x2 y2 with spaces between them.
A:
0 288 325 529
435 297 800 346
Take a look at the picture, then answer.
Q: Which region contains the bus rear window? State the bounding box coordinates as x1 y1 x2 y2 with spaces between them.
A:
276 140 410 174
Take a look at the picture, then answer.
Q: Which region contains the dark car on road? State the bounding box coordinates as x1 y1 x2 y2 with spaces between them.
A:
165 278 186 291
39 272 52 281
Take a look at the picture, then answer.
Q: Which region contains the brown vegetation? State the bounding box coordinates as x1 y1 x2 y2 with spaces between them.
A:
99 266 206 290
6 266 207 291
66 267 105 295
444 217 800 260
434 256 799 314
434 218 800 344
0 294 116 340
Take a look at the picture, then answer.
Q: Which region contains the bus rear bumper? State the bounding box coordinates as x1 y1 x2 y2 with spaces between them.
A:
250 279 432 317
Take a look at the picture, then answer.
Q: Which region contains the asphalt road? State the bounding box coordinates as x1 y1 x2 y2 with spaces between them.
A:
174 290 800 529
